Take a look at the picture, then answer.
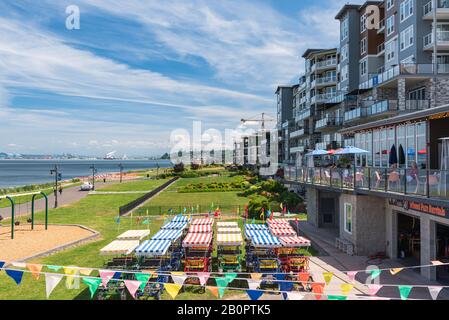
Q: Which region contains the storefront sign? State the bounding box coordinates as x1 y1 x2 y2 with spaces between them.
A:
388 199 449 218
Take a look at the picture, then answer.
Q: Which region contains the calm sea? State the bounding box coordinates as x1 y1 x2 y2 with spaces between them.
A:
0 159 173 188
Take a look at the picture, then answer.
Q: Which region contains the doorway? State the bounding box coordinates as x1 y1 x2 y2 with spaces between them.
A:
397 212 421 263
436 223 449 282
319 193 339 228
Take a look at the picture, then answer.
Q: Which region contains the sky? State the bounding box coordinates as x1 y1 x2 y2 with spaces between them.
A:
0 0 362 157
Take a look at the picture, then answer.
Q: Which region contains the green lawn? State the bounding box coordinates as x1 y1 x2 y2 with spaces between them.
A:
97 178 170 192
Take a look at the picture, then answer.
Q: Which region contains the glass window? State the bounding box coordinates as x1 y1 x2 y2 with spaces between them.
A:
344 203 353 234
397 125 406 168
361 14 367 33
367 131 373 166
400 0 414 22
386 15 395 35
406 124 416 167
416 122 427 169
374 130 380 167
361 38 367 55
387 0 394 10
400 25 414 51
341 17 349 41
386 39 397 62
381 129 388 167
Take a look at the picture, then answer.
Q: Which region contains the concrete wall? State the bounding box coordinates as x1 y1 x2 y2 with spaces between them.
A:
306 186 319 227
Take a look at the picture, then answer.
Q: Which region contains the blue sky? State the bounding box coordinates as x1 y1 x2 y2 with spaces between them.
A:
0 0 360 157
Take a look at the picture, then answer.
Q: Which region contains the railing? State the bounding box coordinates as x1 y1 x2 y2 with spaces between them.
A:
312 92 337 104
424 0 449 16
297 108 312 121
317 58 338 69
424 31 449 47
315 117 343 130
316 76 337 86
290 128 309 138
377 43 385 55
377 19 385 33
284 166 449 200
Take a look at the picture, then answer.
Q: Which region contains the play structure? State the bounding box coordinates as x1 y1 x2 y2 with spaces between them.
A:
216 221 243 272
0 192 49 239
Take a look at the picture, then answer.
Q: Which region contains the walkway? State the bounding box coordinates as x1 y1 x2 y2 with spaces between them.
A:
296 221 449 300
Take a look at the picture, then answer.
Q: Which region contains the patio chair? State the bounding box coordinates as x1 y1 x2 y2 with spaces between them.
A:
388 171 401 191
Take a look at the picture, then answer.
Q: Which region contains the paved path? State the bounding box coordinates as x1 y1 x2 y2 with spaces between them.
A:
296 221 449 300
0 182 111 219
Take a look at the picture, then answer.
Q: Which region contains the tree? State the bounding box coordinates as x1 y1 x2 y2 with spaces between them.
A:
173 162 185 173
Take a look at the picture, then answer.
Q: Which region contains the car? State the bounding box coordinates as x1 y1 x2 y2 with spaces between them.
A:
80 182 93 191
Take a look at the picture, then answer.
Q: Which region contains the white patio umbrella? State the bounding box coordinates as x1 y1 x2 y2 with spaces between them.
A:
305 149 329 157
334 146 369 155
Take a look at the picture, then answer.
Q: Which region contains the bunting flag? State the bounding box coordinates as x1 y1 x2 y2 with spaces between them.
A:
247 279 261 290
215 278 230 299
327 295 347 301
124 280 142 299
6 269 24 285
115 216 121 224
247 290 264 301
142 219 150 225
79 268 94 276
26 264 43 280
47 265 62 272
251 218 255 224
323 272 333 285
251 273 263 281
82 277 102 299
370 269 381 280
431 260 443 266
11 262 26 268
135 273 152 290
340 284 354 296
312 283 325 300
171 272 188 286
266 210 271 219
399 286 412 300
197 272 210 286
64 267 78 289
346 271 357 283
260 208 265 220
164 283 182 300
280 280 294 292
113 272 122 280
99 270 115 287
429 286 443 300
0 261 5 269
368 284 382 296
45 273 64 298
283 292 305 300
298 273 310 288
224 273 237 284
207 286 219 298
389 268 403 276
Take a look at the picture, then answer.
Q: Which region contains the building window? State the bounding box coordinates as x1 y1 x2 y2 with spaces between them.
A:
361 37 367 55
400 25 414 51
341 65 349 81
341 44 349 62
387 0 394 10
361 14 367 33
386 15 395 36
400 0 413 22
341 17 349 40
360 60 367 76
386 40 396 62
409 87 425 100
344 203 353 234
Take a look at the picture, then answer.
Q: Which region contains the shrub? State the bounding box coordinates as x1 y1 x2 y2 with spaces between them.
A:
173 162 185 173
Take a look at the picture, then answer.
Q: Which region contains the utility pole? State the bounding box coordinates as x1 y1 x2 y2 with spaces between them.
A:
50 165 60 208
90 165 97 190
119 163 123 183
433 0 438 107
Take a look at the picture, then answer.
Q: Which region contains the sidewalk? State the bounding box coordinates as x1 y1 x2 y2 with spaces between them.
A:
297 221 449 300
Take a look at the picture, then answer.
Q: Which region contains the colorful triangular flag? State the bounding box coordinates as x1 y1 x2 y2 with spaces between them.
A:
283 292 305 300
6 269 24 285
45 273 64 298
247 279 261 290
82 277 102 298
341 284 354 296
197 272 210 286
99 270 115 287
312 283 325 300
327 295 347 300
207 286 219 298
370 269 381 280
0 261 5 269
215 277 229 298
429 286 443 300
251 273 263 281
26 264 43 280
171 272 188 286
47 265 62 272
346 271 357 283
124 280 142 299
164 283 182 300
399 286 412 300
247 289 264 300
389 268 403 276
368 284 382 296
135 273 152 290
323 272 333 285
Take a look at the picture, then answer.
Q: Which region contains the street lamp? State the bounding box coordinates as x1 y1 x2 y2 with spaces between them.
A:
119 163 124 183
90 165 98 190
50 165 61 208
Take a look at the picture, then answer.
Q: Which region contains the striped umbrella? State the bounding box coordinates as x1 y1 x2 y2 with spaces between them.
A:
135 240 172 256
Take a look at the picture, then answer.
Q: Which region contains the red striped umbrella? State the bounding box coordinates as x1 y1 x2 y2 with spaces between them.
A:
182 232 213 247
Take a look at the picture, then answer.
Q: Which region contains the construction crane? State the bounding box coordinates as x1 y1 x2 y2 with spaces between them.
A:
240 113 275 130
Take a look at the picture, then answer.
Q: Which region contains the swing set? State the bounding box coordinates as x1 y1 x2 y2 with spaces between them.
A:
0 191 49 239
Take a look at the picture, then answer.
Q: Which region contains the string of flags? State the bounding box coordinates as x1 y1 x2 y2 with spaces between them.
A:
0 260 448 300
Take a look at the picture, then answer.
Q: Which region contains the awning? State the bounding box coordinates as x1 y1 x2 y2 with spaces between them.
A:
182 232 213 247
188 224 212 233
245 224 269 231
161 222 188 230
250 235 282 248
171 215 191 223
279 236 311 248
217 227 241 234
100 240 140 255
267 219 291 225
117 230 151 241
217 222 239 228
216 233 243 246
268 223 292 229
245 229 272 239
135 240 172 256
270 228 297 237
191 218 214 226
151 229 183 241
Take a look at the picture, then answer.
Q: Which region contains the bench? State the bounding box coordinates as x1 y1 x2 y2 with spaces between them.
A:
335 238 354 256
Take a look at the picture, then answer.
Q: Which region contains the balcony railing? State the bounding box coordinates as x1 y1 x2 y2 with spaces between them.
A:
424 0 449 16
290 128 309 138
315 76 337 86
311 92 337 104
297 108 312 121
316 58 338 69
424 31 449 48
315 117 343 130
284 166 449 200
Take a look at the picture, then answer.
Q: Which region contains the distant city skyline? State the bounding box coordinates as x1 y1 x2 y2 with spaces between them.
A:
0 0 360 156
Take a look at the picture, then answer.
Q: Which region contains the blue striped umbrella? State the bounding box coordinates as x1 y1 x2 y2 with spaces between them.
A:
251 235 282 248
245 229 271 239
136 240 171 256
151 229 183 241
161 222 188 230
245 224 269 231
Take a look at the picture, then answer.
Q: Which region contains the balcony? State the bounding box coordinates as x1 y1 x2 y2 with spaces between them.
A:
283 166 449 201
344 100 430 124
377 43 385 56
290 128 309 139
315 116 343 131
423 1 449 20
377 19 385 34
290 146 305 154
423 31 449 51
316 58 338 71
359 64 437 90
297 108 312 121
315 76 337 88
311 92 337 104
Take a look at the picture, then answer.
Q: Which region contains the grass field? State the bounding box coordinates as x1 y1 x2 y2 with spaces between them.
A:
97 178 170 192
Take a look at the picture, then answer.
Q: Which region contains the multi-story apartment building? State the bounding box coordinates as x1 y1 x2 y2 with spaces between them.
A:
279 0 449 282
276 86 295 165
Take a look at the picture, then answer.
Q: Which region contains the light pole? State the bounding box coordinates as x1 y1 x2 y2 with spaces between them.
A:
90 165 98 190
119 163 123 183
50 165 61 208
